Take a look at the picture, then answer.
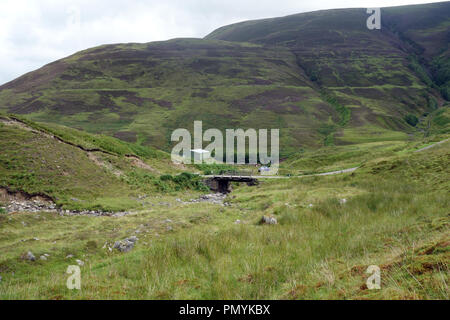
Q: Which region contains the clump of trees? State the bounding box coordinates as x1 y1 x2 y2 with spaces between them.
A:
431 56 450 101
404 114 419 127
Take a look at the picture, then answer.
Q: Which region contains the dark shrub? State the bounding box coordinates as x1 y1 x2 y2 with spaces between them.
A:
404 114 419 127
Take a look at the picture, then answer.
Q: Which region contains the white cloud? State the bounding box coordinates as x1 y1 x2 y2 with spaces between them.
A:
0 0 447 84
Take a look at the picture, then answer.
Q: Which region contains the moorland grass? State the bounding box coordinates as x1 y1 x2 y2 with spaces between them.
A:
0 141 448 299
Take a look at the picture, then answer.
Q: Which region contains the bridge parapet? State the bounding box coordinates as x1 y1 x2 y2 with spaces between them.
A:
203 172 258 193
219 170 253 177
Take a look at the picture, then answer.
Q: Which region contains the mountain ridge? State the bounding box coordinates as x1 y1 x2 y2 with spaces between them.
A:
0 2 449 155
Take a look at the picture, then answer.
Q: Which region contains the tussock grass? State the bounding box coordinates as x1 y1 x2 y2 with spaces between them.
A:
0 141 448 299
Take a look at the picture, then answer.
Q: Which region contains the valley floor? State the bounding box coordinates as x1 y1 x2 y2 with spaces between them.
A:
0 139 448 299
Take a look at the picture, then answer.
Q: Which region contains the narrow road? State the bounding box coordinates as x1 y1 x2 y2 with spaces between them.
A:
414 138 449 152
202 167 358 180
254 166 359 179
202 138 449 180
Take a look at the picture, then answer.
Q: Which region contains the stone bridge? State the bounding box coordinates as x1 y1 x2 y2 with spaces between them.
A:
202 172 259 193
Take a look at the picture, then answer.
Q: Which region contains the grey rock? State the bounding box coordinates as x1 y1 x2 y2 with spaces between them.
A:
2 198 130 216
187 193 227 205
127 236 138 243
25 251 36 261
260 216 278 225
40 255 47 261
113 236 138 252
118 241 135 252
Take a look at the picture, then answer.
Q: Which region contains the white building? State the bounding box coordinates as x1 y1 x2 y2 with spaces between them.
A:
190 149 210 163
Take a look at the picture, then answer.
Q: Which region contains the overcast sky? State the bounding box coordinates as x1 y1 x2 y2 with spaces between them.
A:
0 0 446 85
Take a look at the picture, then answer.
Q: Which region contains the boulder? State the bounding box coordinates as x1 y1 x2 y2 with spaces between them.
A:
260 216 278 225
113 236 138 253
127 236 138 243
25 251 36 261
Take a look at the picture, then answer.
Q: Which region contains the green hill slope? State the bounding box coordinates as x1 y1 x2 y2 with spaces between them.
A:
0 3 449 156
1 134 448 299
207 3 450 143
0 114 205 211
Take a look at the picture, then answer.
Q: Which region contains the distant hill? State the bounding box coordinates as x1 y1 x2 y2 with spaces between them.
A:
0 2 449 156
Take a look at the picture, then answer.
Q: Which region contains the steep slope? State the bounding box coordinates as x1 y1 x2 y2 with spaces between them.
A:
207 2 450 144
0 39 340 155
1 3 449 155
0 113 205 211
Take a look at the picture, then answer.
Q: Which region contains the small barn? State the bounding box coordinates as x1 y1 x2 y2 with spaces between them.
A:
190 149 210 163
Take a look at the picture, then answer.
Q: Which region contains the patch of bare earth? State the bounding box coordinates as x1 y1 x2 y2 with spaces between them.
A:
126 155 156 172
0 187 53 204
87 152 123 177
0 117 39 133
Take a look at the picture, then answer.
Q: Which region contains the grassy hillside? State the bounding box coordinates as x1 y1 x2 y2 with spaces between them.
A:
1 3 448 156
0 136 448 299
0 114 206 211
0 39 338 156
207 2 450 148
0 2 449 300
429 104 450 134
279 126 450 175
